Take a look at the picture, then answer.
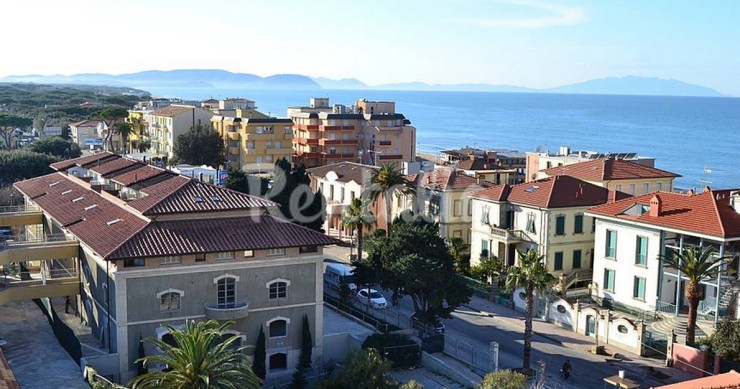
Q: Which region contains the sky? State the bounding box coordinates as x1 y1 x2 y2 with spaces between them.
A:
3 0 740 94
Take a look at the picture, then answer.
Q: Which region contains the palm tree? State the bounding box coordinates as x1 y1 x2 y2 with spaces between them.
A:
363 163 416 236
662 245 730 346
129 319 261 389
340 197 376 260
505 249 556 374
113 122 137 154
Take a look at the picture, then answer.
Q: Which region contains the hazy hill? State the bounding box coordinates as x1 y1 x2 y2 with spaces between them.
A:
545 76 723 97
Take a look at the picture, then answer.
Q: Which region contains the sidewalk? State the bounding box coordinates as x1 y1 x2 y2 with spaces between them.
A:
464 295 698 387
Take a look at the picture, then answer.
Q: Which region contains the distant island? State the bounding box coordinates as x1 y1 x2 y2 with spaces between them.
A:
0 70 725 97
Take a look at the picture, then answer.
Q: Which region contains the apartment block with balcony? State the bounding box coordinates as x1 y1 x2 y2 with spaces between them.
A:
212 114 294 173
586 188 740 323
442 147 526 184
6 152 338 384
289 98 416 168
469 175 631 293
144 105 214 158
526 146 657 182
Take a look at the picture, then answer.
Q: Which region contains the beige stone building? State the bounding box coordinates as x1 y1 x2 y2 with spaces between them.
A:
289 98 416 168
212 112 293 173
144 105 214 158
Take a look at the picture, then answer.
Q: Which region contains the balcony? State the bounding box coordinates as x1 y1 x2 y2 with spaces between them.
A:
323 139 342 145
204 299 250 320
295 138 308 145
378 154 404 160
228 147 240 155
244 132 277 140
0 265 80 305
1 234 79 266
227 132 240 141
319 125 355 132
326 201 347 215
488 226 523 243
306 138 320 145
378 140 392 146
0 205 43 227
267 147 293 156
325 153 355 159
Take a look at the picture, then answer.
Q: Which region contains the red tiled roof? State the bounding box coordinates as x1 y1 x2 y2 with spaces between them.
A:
410 169 484 191
472 175 630 208
587 189 740 238
133 179 275 215
543 158 680 181
89 157 140 176
127 175 191 213
655 369 740 389
50 151 115 171
108 215 339 259
456 158 507 171
14 173 148 258
149 105 195 117
69 119 101 128
109 164 169 186
306 162 378 185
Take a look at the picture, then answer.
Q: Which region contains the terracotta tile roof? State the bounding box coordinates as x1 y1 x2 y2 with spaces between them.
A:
108 215 339 259
307 162 379 185
131 179 275 216
69 119 101 128
50 151 115 171
149 105 195 117
543 158 680 181
456 158 507 171
89 157 140 176
654 369 740 388
411 169 485 191
109 164 169 186
126 175 191 213
471 175 630 208
14 173 148 258
587 188 740 239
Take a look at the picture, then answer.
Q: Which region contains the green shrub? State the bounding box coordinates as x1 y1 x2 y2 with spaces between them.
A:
362 333 420 369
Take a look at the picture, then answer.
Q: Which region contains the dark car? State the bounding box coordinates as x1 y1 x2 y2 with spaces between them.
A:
410 312 445 334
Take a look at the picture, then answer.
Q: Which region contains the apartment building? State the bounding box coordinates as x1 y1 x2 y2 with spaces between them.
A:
400 168 486 245
526 146 656 182
212 112 293 173
586 188 740 322
69 119 107 149
144 105 214 158
469 175 631 292
7 152 338 383
289 98 416 168
306 162 386 236
455 156 519 185
542 158 680 196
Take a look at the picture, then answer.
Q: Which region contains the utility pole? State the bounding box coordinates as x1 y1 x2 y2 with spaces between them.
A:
490 341 499 372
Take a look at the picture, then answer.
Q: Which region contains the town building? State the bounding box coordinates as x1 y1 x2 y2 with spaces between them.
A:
469 175 631 292
144 105 214 158
455 156 518 185
542 158 680 196
306 162 385 237
289 98 416 168
69 119 107 150
400 167 487 246
586 188 740 323
526 146 656 182
3 152 338 383
212 109 293 173
440 147 526 183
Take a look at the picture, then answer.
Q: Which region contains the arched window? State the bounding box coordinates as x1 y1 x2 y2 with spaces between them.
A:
267 317 289 338
213 275 239 309
157 289 184 312
266 279 291 300
269 353 287 371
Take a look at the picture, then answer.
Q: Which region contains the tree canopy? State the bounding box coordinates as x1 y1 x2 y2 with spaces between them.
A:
29 136 82 159
478 370 527 389
359 218 472 324
0 150 58 184
267 158 325 232
172 124 225 167
316 348 394 389
710 318 740 361
0 113 33 149
224 167 269 196
363 163 416 236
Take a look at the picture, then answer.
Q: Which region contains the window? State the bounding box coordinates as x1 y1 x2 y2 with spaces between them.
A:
124 258 145 268
195 253 206 262
247 141 255 150
268 280 289 299
656 183 662 191
216 251 235 260
158 291 182 312
615 184 622 191
520 213 533 233
453 200 462 216
555 215 565 236
243 250 254 258
633 277 646 300
217 277 237 308
480 239 489 258
643 183 650 194
268 248 286 256
554 252 564 271
628 184 635 195
480 206 490 224
299 245 318 253
160 256 181 265
572 250 582 269
268 318 288 338
574 214 584 234
269 353 287 370
453 230 462 238
592 217 597 232
605 230 617 258
603 269 616 292
468 200 472 216
635 236 648 265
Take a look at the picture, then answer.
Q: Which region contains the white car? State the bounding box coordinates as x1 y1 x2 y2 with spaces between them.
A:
356 288 387 309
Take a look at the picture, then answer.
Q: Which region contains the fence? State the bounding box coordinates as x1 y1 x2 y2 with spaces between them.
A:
34 297 82 366
642 329 668 358
323 293 401 333
443 335 494 376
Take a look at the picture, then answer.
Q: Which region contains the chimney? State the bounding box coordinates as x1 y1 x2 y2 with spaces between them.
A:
649 195 661 217
608 190 617 203
703 186 711 193
687 189 695 196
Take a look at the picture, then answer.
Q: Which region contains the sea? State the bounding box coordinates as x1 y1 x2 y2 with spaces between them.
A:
142 87 740 190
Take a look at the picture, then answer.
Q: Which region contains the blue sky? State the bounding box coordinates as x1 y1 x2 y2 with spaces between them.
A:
3 0 739 94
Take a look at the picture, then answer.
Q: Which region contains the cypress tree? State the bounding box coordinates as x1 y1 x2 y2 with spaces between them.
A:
252 326 266 380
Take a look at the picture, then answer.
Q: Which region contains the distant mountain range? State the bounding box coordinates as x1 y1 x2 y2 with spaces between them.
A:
0 70 725 97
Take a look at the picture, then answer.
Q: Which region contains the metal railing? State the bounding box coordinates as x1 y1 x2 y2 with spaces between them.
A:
656 301 676 314
489 226 523 240
564 269 592 289
1 233 74 248
1 268 79 288
0 204 40 214
698 297 717 315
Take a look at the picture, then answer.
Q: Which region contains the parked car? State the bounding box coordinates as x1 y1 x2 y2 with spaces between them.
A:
410 312 445 334
356 288 387 309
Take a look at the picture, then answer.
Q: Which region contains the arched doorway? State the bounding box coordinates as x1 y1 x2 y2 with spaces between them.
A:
586 315 595 337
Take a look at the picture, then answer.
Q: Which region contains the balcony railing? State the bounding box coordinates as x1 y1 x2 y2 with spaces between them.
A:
1 233 73 248
204 299 250 320
488 226 523 241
